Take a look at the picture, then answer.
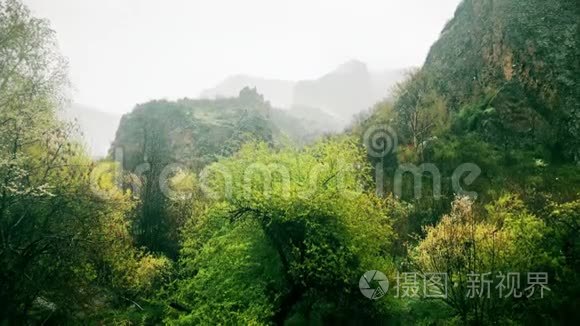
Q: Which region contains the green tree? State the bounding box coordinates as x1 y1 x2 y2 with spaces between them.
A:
413 195 553 324
0 2 169 322
393 70 448 157
169 138 400 324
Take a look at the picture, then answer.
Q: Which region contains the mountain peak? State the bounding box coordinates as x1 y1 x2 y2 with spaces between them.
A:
334 59 368 74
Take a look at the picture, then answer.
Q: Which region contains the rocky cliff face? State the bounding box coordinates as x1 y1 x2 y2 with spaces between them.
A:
420 0 579 160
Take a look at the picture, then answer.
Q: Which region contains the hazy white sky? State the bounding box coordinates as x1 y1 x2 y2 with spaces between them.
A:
23 0 462 114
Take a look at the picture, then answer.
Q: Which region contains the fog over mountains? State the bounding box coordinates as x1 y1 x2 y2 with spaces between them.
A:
202 60 407 126
59 104 121 158
66 60 406 158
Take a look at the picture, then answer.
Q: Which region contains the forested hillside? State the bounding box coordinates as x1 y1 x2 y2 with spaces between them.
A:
347 0 580 322
113 88 274 173
1 0 579 325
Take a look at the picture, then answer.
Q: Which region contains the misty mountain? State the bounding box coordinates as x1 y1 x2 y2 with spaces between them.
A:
201 60 406 129
59 104 121 158
370 68 409 104
200 75 296 108
270 105 342 144
292 60 405 123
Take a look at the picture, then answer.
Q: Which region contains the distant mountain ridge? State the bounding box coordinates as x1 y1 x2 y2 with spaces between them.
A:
201 60 407 128
201 75 295 109
68 62 406 159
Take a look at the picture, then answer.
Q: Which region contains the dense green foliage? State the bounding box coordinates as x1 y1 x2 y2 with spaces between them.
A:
1 0 579 324
0 1 169 322
166 141 400 324
111 88 276 256
345 0 580 323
